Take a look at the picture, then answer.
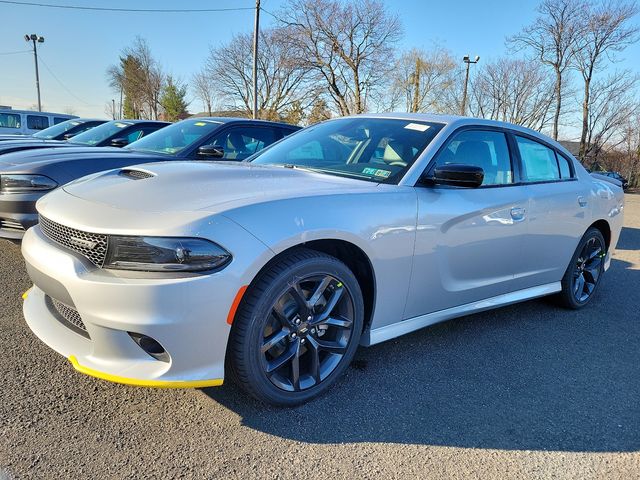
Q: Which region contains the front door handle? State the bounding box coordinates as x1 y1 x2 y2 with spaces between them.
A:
510 207 526 222
578 196 588 207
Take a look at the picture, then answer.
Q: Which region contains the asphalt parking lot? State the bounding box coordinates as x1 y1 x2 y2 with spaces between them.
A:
0 195 638 479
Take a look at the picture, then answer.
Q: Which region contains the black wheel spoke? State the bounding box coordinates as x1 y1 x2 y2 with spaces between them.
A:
314 286 344 323
587 246 602 260
272 303 293 328
322 316 353 329
583 263 601 284
266 341 297 373
574 273 585 297
307 339 321 385
291 341 302 390
261 329 289 354
308 275 333 308
290 283 310 311
308 336 346 354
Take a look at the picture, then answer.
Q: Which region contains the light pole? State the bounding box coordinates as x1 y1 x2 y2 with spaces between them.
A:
24 33 45 112
461 54 479 116
252 0 260 119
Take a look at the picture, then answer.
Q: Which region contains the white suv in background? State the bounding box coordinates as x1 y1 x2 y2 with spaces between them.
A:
0 109 77 136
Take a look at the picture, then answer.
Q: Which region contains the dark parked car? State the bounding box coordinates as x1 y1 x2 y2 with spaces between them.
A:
0 118 106 142
0 119 168 156
599 171 629 190
0 117 300 239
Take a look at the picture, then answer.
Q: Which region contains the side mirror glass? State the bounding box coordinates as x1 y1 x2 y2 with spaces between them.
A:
428 164 484 188
110 137 129 147
198 145 224 158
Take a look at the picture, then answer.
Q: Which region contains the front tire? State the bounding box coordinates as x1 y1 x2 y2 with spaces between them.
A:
228 248 364 406
558 228 606 309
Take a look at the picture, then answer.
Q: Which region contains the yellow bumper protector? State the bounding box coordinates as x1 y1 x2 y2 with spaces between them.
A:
22 289 31 300
68 355 223 389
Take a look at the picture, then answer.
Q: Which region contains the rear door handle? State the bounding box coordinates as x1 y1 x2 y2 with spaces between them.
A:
510 207 526 222
578 196 588 207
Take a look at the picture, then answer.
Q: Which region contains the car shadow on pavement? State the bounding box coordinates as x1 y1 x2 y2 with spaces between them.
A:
203 228 639 453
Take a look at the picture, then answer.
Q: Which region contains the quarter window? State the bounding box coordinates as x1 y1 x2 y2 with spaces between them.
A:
432 130 513 186
53 117 69 125
516 136 560 182
557 153 573 179
0 113 21 129
27 115 49 130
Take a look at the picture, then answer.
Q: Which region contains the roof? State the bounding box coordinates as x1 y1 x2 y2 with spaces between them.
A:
0 108 77 118
186 117 299 128
109 119 170 125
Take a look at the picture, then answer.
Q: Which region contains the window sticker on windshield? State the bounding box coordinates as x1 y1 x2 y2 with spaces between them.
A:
194 122 207 126
362 167 391 178
404 123 430 132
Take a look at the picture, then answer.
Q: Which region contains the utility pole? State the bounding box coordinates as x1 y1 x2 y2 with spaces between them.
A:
24 33 44 112
119 87 123 119
111 99 116 120
411 56 421 113
252 0 260 119
461 54 480 116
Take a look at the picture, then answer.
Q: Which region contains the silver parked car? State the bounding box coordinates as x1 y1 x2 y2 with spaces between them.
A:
21 114 624 405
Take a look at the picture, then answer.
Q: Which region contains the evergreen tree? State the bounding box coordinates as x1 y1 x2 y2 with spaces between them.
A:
160 76 189 122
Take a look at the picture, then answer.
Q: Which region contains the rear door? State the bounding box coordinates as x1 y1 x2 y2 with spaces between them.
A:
512 134 591 286
405 128 530 318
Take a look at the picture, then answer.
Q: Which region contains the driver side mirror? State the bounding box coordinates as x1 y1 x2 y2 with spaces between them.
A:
62 133 76 140
427 164 484 188
110 137 129 147
198 145 224 158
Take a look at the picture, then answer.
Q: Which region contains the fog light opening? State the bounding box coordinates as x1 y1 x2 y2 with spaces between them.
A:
128 332 170 363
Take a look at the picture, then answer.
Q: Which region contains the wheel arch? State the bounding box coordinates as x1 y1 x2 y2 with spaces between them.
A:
589 219 611 250
246 238 377 334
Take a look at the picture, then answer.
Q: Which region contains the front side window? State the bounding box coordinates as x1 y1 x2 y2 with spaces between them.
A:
126 119 221 155
207 127 277 161
33 119 82 139
250 118 444 183
516 136 560 182
69 121 131 146
0 113 21 129
431 130 513 186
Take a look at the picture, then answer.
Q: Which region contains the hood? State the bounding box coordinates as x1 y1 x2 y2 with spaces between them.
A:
0 145 136 168
62 161 377 214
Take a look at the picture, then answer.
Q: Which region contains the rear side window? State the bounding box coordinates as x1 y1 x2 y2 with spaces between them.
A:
432 130 513 186
516 136 559 182
27 115 49 130
0 113 21 129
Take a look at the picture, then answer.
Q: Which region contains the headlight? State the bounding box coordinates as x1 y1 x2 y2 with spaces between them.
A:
103 236 232 272
0 174 58 193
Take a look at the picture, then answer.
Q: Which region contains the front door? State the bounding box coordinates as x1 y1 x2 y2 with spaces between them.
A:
405 128 529 319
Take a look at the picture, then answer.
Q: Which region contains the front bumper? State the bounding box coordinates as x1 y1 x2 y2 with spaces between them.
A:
21 225 257 387
0 192 41 239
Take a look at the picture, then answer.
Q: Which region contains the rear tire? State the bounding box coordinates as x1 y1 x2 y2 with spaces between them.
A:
558 228 606 309
228 248 364 406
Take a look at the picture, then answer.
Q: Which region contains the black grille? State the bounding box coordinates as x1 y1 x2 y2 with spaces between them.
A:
120 169 154 180
48 296 89 338
39 215 108 267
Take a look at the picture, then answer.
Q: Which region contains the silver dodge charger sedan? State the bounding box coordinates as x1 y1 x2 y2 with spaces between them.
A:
21 114 624 405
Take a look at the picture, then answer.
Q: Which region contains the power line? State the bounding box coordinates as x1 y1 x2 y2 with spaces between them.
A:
37 54 101 107
0 0 254 13
0 50 31 56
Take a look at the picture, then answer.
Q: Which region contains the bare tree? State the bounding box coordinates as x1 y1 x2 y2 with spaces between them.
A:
279 0 402 115
574 0 638 160
468 58 556 130
582 71 638 167
205 27 311 119
508 0 586 140
191 68 214 116
106 37 165 120
388 47 457 113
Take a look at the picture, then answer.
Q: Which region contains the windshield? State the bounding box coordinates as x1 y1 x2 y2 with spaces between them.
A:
68 121 131 146
125 118 222 155
250 118 444 183
33 119 83 139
